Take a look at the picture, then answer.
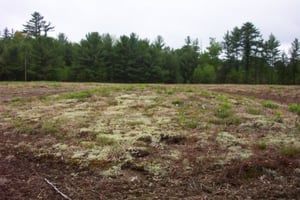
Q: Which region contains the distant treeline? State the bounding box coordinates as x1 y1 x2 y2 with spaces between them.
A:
0 12 299 84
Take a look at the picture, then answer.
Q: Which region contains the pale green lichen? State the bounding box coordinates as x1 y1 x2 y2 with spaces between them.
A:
72 150 88 159
145 163 168 176
216 132 240 145
53 143 69 151
164 150 181 160
101 165 122 177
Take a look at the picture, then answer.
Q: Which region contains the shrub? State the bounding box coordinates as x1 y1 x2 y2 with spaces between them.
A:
167 89 175 95
215 103 232 118
288 103 300 115
192 64 216 83
172 99 184 106
262 101 278 109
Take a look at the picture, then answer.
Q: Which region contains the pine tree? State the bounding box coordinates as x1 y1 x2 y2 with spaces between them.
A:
289 38 300 84
23 12 54 38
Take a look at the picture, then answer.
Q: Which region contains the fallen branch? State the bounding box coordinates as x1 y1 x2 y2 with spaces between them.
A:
44 178 72 200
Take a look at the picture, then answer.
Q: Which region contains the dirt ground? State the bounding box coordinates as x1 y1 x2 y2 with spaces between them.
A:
0 83 299 199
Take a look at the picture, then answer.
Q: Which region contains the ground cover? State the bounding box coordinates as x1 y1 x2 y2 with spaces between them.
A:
0 82 299 199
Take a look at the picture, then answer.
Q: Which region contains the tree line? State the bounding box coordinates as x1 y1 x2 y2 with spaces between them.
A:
0 12 299 84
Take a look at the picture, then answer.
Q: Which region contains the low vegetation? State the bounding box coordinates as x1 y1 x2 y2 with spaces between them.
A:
0 83 299 199
289 103 300 115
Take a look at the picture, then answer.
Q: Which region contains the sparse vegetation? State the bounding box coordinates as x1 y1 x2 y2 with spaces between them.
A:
246 108 262 115
41 120 61 134
274 111 283 122
280 145 300 156
262 101 278 109
215 102 232 118
96 135 118 146
64 91 92 99
257 141 267 150
172 99 184 106
289 103 300 115
0 83 299 199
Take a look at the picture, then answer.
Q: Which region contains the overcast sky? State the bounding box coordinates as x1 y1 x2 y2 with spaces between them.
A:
1 0 299 51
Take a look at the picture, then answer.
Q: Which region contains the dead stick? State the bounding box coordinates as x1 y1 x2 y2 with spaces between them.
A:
44 178 72 200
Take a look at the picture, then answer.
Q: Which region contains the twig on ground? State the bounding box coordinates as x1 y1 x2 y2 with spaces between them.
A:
44 178 72 200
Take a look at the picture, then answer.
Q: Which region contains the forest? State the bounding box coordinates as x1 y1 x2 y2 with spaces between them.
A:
0 12 299 84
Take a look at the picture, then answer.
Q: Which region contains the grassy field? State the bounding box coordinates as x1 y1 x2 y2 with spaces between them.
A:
0 82 299 199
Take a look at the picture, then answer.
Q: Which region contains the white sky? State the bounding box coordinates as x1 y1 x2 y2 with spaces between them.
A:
1 0 299 52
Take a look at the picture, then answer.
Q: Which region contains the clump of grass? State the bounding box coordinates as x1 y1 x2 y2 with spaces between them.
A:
167 89 175 95
200 90 210 96
91 87 111 97
209 116 241 125
274 111 283 123
172 99 184 106
262 101 278 109
13 119 36 134
41 120 61 134
11 97 24 102
215 102 232 118
257 141 267 150
185 88 194 93
11 97 33 103
280 145 300 156
107 99 118 106
51 83 62 88
288 103 300 115
216 94 228 102
224 116 241 125
186 120 198 129
96 135 117 146
246 108 262 115
64 91 92 99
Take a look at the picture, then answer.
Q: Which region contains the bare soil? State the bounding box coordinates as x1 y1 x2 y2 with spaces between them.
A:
0 83 299 199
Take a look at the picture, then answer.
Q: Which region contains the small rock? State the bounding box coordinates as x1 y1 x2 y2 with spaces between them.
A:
130 176 138 182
